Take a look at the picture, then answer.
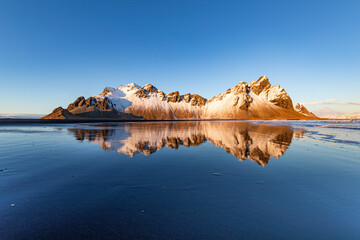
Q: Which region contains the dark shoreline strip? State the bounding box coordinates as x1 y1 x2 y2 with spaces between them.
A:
0 118 323 125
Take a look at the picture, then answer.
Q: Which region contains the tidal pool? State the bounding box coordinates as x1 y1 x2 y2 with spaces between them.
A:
0 121 359 240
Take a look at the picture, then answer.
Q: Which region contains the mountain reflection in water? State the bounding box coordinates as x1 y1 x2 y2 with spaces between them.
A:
68 121 305 166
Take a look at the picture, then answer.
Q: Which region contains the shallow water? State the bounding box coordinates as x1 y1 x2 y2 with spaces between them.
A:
0 121 359 240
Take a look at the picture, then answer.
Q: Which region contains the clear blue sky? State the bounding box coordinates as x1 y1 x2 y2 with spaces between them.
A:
0 0 359 116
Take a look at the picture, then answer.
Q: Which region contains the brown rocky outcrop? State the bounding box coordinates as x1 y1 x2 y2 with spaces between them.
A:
230 82 253 110
95 97 113 110
134 84 164 99
248 76 294 110
68 96 112 111
85 97 97 106
167 91 181 103
295 103 316 117
41 107 74 119
250 76 271 95
157 91 166 101
143 84 158 93
100 88 111 96
182 93 206 106
135 88 148 98
266 86 294 109
67 96 86 111
233 93 253 110
190 94 206 106
232 81 249 94
183 93 191 103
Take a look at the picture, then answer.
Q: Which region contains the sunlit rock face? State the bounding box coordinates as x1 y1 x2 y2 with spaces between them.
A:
44 107 72 119
295 103 317 118
203 76 303 119
68 122 305 166
42 76 317 120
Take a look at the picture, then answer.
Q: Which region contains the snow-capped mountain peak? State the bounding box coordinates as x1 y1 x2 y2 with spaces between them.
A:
118 83 141 90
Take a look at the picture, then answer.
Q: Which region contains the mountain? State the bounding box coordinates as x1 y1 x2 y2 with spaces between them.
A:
42 76 317 120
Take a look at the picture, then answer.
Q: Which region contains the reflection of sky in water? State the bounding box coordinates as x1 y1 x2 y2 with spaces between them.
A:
241 120 360 146
0 121 359 240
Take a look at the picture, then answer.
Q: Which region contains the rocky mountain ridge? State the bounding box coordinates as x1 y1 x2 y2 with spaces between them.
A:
42 76 317 120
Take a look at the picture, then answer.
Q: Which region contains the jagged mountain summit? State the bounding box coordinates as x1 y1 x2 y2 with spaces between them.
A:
43 76 317 120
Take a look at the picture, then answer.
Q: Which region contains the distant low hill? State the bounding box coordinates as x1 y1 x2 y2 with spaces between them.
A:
0 114 44 119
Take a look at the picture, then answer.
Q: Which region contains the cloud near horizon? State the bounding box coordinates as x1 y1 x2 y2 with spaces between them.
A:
301 100 360 106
